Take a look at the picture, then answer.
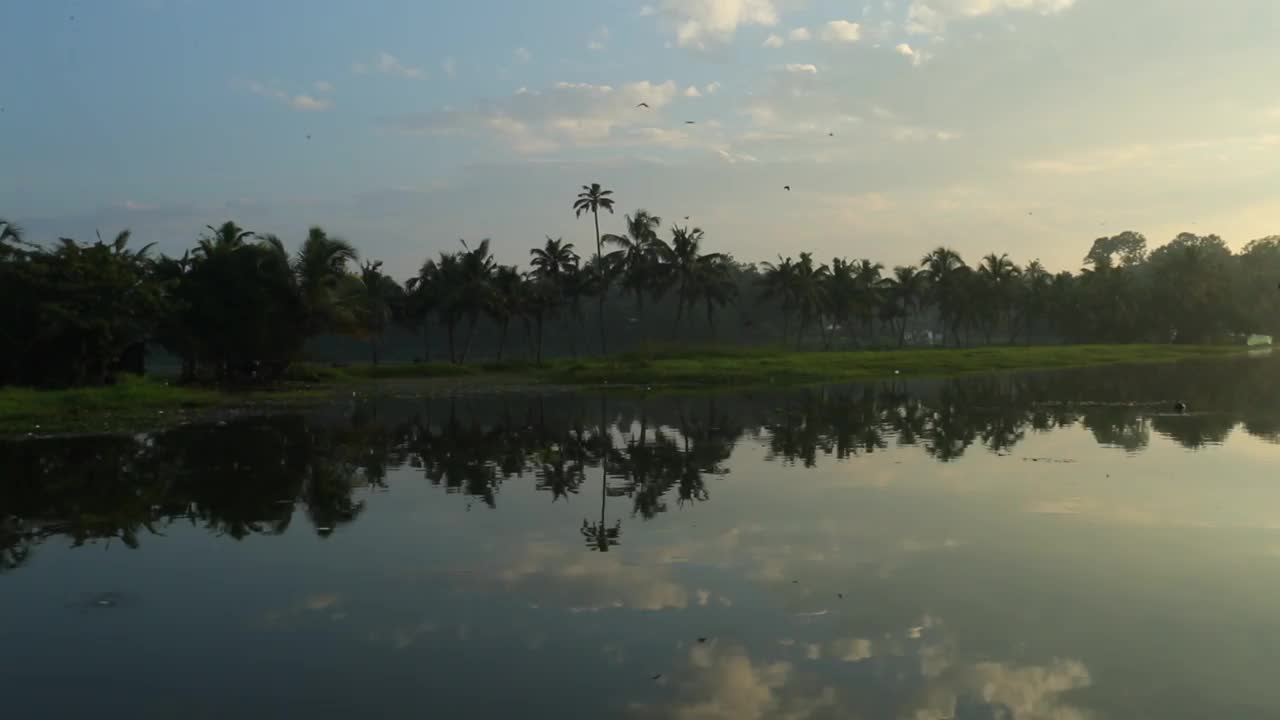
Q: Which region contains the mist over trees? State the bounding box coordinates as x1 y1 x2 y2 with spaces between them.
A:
3 194 1279 388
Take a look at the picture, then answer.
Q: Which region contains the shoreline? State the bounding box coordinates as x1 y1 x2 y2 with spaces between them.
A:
0 344 1257 435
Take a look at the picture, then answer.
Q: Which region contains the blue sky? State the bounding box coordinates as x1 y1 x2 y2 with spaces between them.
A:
4 0 1280 276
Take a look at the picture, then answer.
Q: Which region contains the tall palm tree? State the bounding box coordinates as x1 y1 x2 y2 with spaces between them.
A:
456 238 496 362
759 256 798 344
977 252 1020 344
530 237 582 354
603 209 663 340
1020 260 1051 343
665 225 721 334
196 221 255 257
884 265 927 347
690 254 738 334
573 183 615 354
405 258 440 361
293 226 360 335
355 260 402 365
921 246 967 346
792 253 831 349
486 265 524 361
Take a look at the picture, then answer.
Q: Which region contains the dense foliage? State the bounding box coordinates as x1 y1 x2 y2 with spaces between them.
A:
3 189 1279 386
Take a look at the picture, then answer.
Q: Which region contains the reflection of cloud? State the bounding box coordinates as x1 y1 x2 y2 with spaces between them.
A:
495 542 688 611
634 644 837 720
259 592 346 629
828 637 872 662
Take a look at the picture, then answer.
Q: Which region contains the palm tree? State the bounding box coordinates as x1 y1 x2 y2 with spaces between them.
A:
455 239 496 362
759 256 798 344
293 226 360 335
921 246 967 346
486 265 524 361
404 258 440 361
690 254 738 334
196 221 254 257
884 265 927 347
573 183 616 353
977 252 1020 344
355 260 402 365
665 225 722 334
530 237 583 355
791 253 830 349
603 209 663 341
1020 259 1051 343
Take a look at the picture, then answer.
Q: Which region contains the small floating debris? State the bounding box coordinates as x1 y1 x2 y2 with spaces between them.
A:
795 610 829 617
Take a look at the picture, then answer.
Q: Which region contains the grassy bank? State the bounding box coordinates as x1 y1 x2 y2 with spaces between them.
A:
0 375 324 434
0 344 1255 434
540 343 1251 387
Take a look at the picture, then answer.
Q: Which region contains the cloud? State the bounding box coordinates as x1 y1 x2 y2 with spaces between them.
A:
787 26 811 41
785 63 818 74
705 81 721 94
441 57 456 79
639 4 656 16
313 80 334 93
513 47 532 64
907 0 1077 35
588 25 610 50
762 33 784 48
492 542 690 611
820 20 861 43
661 0 781 48
247 81 332 112
684 85 703 98
383 79 686 154
352 52 425 79
895 42 930 65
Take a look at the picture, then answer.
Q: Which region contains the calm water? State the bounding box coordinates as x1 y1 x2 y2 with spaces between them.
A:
3 355 1280 719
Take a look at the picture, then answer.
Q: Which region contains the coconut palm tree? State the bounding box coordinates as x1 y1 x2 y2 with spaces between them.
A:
791 253 830 349
690 254 738 334
195 221 255 258
404 258 440 361
884 265 928 347
664 225 721 334
921 246 967 346
1019 260 1051 343
455 239 496 362
759 256 798 344
486 265 524 361
573 182 616 353
603 209 663 339
355 260 402 365
977 252 1020 343
293 226 360 335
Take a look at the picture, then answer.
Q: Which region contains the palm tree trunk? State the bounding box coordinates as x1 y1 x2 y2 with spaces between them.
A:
535 313 545 365
370 337 379 366
898 312 908 348
594 211 607 356
446 319 457 363
421 322 431 362
496 319 509 361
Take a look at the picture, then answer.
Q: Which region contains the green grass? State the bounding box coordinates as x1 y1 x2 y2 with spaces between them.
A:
0 374 323 434
538 344 1251 387
1 344 1254 434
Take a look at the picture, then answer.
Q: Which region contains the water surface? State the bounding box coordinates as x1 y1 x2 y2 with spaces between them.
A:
4 356 1280 718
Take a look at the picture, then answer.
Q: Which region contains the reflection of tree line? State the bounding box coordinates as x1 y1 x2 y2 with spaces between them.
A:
3 356 1278 570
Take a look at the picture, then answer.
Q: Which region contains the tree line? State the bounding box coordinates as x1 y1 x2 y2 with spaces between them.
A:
4 183 1279 386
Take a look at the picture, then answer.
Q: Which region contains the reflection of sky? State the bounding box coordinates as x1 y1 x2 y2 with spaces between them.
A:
6 396 1280 717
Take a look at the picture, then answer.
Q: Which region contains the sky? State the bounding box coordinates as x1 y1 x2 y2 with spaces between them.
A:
3 0 1280 277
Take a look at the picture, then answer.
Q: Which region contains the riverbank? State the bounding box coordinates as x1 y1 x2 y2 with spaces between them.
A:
0 344 1253 434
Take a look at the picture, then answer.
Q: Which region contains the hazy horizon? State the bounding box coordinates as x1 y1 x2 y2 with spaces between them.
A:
4 0 1279 278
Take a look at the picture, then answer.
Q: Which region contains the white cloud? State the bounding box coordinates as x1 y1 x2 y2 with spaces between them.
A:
513 47 532 64
763 33 785 48
353 52 425 79
907 0 1077 35
787 26 811 41
785 63 818 74
662 0 781 48
313 80 334 93
588 25 610 50
820 20 861 43
684 85 703 97
247 81 332 112
705 81 721 94
384 79 687 154
441 57 456 79
895 42 930 65
639 4 656 16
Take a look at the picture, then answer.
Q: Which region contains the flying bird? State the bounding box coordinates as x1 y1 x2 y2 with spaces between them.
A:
683 216 690 220
305 134 311 140
828 132 835 137
685 120 696 124
636 102 649 108
783 185 791 191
